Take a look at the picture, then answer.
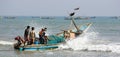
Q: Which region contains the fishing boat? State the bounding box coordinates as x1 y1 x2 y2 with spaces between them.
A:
64 16 89 20
14 22 92 51
3 16 16 19
14 11 92 51
40 16 55 19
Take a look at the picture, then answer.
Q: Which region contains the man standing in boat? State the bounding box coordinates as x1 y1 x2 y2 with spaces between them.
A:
39 28 47 44
24 26 30 43
29 27 36 44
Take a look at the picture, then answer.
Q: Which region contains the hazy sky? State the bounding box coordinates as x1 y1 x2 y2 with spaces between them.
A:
0 0 120 16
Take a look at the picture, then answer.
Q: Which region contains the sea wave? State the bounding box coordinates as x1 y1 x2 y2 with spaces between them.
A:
59 43 120 53
0 40 16 45
58 32 120 53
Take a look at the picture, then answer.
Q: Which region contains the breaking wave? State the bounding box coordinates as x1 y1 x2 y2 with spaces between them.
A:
58 32 120 53
0 40 16 45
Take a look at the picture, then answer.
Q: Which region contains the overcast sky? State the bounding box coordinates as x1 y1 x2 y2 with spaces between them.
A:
0 0 120 16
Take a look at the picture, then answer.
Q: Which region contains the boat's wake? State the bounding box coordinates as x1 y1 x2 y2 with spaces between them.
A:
58 32 120 53
0 40 17 45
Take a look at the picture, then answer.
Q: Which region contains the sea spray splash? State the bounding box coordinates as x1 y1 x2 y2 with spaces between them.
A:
58 32 120 53
65 32 97 50
58 32 97 50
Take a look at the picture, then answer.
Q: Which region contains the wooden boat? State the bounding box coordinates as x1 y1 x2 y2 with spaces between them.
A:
64 16 89 20
14 22 92 51
14 12 92 51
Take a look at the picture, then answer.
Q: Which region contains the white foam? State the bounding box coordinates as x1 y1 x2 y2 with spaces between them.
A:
0 40 16 45
58 32 120 53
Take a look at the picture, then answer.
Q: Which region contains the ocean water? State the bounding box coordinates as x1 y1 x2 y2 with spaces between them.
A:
0 16 120 57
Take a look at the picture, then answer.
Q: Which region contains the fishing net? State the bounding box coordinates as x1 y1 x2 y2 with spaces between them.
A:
47 35 65 44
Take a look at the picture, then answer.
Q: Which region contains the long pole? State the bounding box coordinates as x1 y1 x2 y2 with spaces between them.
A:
71 16 79 32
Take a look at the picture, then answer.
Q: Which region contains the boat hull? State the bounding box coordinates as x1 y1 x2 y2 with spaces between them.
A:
18 45 58 51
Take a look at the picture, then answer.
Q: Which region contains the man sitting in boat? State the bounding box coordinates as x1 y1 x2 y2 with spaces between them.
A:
66 30 83 40
14 36 25 49
69 30 75 39
63 30 70 39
